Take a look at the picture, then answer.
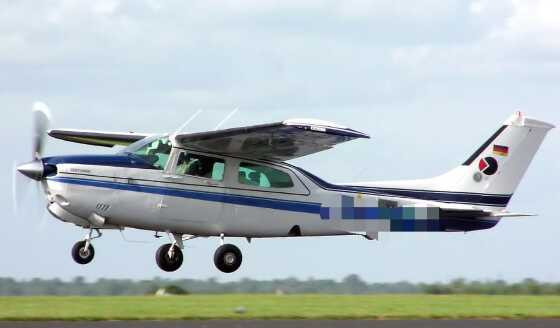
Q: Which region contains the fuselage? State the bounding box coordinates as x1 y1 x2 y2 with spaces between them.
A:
42 143 501 238
15 106 551 273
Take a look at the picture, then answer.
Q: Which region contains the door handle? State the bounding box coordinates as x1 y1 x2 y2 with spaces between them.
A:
163 174 183 180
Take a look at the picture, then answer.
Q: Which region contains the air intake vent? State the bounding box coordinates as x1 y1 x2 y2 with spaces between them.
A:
96 203 111 212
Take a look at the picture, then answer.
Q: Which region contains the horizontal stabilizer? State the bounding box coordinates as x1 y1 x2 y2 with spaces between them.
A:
488 212 537 218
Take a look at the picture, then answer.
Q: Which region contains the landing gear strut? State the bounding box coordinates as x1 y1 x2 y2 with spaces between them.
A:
152 233 243 273
155 243 183 272
72 228 101 265
213 235 242 273
155 233 191 272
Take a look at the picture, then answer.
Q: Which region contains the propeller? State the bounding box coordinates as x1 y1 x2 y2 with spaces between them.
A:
12 102 53 220
32 102 52 160
17 102 52 181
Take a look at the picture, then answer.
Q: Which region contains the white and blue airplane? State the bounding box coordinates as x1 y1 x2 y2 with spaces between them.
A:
16 104 554 273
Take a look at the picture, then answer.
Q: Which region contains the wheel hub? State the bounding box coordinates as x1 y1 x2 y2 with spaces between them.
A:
79 248 90 258
224 252 236 265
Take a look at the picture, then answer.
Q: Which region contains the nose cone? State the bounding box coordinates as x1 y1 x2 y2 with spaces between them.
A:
17 160 44 181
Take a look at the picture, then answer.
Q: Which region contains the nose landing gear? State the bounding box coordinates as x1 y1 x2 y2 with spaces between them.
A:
71 228 102 265
71 240 95 264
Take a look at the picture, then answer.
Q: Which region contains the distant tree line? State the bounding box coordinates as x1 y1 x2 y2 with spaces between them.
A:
1 275 559 296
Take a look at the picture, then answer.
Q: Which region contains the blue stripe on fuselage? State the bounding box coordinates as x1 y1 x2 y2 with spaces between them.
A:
291 166 511 207
342 186 511 207
48 176 498 232
48 176 322 214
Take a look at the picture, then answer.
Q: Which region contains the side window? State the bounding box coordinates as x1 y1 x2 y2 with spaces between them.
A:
132 137 172 170
175 152 225 181
238 162 294 188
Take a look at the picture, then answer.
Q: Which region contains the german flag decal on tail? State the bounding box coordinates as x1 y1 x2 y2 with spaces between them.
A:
493 145 509 157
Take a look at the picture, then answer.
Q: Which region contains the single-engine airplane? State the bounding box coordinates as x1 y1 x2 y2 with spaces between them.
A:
15 103 554 273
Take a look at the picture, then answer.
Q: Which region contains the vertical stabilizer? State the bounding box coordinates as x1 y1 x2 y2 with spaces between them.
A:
358 112 554 209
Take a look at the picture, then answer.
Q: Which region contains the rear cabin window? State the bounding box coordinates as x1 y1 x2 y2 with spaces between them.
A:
238 162 294 188
175 152 225 181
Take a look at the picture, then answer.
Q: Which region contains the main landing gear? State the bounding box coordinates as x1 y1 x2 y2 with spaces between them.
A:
154 233 243 274
71 228 102 265
155 243 183 272
213 235 242 273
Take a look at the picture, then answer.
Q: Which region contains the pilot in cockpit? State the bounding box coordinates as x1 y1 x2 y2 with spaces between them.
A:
154 139 172 155
175 154 189 175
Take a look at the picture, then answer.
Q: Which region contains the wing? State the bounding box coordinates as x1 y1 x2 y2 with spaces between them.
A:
175 118 369 161
48 129 152 147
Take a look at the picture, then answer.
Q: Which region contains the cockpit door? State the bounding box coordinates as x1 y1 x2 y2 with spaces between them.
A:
160 148 226 232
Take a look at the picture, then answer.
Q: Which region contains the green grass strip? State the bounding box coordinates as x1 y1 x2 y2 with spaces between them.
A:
1 294 560 321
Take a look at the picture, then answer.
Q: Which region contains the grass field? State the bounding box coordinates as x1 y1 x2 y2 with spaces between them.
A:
1 295 560 320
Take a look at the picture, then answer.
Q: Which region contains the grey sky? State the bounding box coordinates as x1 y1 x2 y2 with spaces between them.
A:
1 0 559 283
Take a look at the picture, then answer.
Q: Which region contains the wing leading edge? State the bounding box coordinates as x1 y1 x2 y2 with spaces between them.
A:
174 118 370 161
48 129 151 147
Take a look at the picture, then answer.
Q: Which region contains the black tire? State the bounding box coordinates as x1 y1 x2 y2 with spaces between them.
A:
214 244 242 273
71 240 95 265
155 243 183 272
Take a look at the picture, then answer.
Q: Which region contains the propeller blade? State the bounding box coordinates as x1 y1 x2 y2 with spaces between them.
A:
32 102 52 160
12 160 32 216
35 182 50 232
12 161 19 215
12 102 53 227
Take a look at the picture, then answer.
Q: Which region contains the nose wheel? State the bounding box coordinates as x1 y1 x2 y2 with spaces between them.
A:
214 244 242 273
71 240 95 264
71 228 101 265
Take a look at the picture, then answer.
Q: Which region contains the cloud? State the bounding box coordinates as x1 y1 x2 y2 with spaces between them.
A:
1 0 559 110
1 1 560 283
491 0 560 49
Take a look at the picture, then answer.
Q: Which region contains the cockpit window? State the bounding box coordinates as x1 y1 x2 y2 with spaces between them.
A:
122 136 172 170
175 152 225 181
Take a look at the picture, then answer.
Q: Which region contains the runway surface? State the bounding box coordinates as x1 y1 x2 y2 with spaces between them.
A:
1 320 560 328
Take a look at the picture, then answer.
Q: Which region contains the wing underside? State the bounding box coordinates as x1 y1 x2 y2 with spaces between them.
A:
174 119 370 161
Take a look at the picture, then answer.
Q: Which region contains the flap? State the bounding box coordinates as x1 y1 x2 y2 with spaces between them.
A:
174 118 369 161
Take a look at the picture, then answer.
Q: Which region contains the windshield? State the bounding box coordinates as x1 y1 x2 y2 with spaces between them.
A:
120 135 172 170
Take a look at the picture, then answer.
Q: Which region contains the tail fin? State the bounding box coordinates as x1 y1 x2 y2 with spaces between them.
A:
362 112 554 209
456 112 554 197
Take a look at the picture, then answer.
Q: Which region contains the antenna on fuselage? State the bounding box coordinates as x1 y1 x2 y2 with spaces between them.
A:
173 108 203 135
213 107 239 130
